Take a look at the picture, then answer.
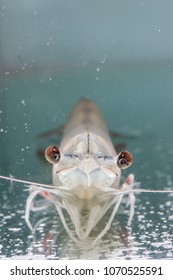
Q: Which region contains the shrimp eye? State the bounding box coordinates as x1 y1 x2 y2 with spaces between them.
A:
45 145 61 164
117 150 133 169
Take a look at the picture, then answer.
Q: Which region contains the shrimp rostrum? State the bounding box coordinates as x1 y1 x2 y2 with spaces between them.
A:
26 99 136 245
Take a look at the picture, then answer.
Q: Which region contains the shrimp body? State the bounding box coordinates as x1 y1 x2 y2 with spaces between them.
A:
39 99 134 244
19 99 134 245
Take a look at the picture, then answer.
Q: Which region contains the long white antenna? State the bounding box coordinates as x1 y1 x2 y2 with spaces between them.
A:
1 175 173 194
0 175 55 189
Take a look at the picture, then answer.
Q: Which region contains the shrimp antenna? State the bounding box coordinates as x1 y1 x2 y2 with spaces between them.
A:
0 175 56 189
1 175 173 194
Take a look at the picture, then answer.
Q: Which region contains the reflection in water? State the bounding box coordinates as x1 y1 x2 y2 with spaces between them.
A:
25 192 173 259
27 206 134 260
0 182 173 259
133 194 173 259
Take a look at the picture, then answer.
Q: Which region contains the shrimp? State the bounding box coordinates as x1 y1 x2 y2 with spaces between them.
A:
1 99 173 246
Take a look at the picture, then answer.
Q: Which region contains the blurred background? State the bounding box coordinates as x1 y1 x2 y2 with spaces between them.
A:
0 0 173 258
1 0 173 66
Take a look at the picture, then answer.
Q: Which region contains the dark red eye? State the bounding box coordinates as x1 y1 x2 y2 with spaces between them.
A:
117 150 133 169
45 145 61 164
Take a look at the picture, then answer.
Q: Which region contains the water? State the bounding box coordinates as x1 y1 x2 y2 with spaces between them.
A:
0 62 173 259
